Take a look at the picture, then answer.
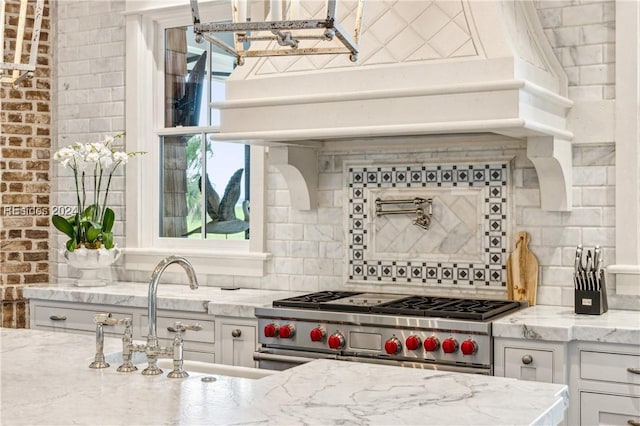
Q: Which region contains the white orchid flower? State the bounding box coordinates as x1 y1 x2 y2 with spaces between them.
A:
113 151 129 164
99 154 114 169
85 152 100 163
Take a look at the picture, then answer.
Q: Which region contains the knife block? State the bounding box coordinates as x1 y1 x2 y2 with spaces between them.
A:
574 270 608 315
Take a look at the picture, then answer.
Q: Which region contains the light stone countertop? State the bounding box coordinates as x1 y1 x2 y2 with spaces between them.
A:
24 284 640 344
1 328 568 426
23 282 303 317
492 305 640 344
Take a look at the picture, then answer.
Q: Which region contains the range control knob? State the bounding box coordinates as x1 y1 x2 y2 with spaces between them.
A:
384 337 402 355
423 336 440 352
263 323 279 338
278 324 295 339
309 327 326 342
328 332 345 350
405 335 422 351
460 339 477 355
442 338 458 354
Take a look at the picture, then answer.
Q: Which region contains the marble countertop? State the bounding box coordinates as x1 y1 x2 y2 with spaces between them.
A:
493 305 640 344
1 328 568 426
23 283 303 317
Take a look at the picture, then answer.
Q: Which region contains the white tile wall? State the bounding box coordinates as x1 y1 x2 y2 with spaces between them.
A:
536 0 615 100
50 0 637 309
51 0 127 280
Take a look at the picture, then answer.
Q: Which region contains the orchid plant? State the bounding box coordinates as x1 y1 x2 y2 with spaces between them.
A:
52 134 144 252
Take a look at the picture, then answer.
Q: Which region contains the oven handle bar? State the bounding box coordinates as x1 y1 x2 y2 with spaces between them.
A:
254 350 491 375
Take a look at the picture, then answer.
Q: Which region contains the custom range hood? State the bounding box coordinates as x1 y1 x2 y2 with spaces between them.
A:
211 0 574 211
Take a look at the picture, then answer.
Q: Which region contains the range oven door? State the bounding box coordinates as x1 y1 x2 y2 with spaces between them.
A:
254 348 338 371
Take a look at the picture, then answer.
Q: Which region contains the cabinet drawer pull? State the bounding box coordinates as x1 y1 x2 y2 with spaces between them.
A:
521 354 533 365
231 329 242 338
627 420 640 426
49 315 67 321
627 367 640 375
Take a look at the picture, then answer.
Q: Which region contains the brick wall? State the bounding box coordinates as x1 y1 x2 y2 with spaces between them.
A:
0 0 51 328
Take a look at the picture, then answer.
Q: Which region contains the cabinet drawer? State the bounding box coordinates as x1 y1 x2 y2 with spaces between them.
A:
33 304 132 336
581 392 640 425
140 315 215 344
220 323 257 368
581 350 640 385
504 347 554 383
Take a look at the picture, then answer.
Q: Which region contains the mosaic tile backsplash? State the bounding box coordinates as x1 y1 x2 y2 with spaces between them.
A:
348 162 509 288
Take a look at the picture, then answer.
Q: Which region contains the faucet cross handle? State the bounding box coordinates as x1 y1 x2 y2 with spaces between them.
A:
166 321 201 379
89 312 121 369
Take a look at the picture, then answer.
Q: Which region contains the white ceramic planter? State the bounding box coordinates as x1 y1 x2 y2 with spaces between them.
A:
64 247 121 286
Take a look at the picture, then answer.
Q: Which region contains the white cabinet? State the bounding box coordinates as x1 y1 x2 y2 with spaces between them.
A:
140 311 216 363
31 300 136 337
570 342 640 425
494 338 568 384
580 392 640 425
218 318 258 368
29 300 215 362
29 299 259 367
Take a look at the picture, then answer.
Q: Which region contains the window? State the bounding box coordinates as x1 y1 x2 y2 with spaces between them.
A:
161 26 249 241
124 2 268 276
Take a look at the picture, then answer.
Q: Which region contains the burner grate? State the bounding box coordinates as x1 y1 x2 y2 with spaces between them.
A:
372 296 521 320
273 291 363 309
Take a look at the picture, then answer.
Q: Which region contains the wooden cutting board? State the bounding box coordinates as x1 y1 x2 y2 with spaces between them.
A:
506 231 539 306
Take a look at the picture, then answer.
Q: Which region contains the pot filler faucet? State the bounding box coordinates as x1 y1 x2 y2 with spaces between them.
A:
88 256 201 378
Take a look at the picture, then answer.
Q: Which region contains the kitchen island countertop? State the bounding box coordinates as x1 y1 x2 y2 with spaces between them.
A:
1 328 568 425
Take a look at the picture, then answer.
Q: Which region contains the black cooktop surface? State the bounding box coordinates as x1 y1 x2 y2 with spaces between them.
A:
272 291 363 309
272 291 522 321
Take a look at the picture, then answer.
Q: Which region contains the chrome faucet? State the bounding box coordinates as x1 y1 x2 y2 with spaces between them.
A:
142 255 199 375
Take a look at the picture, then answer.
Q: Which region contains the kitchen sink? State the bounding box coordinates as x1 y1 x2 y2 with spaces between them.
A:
102 352 276 380
154 359 276 379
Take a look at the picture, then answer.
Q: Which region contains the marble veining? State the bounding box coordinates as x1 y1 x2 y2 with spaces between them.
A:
493 305 640 344
1 329 567 426
23 283 303 318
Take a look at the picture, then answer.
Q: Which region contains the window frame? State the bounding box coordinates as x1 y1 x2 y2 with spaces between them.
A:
124 1 268 276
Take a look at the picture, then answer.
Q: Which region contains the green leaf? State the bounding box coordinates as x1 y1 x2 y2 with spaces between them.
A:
85 224 101 242
52 215 76 239
66 239 77 252
102 232 114 249
102 208 115 233
83 205 96 220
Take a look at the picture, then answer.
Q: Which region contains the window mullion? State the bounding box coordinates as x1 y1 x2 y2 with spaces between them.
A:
201 131 207 240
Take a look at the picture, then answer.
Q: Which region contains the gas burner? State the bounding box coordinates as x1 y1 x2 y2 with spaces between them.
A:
273 292 521 321
372 296 521 321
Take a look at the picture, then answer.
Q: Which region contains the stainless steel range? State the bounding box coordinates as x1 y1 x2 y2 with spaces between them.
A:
254 291 524 375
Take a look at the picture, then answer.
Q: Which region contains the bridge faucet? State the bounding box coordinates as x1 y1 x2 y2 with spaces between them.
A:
143 256 199 375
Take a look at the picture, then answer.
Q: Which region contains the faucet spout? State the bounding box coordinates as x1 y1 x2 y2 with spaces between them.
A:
145 256 199 372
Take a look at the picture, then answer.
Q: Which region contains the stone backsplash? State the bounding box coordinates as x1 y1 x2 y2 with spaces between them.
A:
347 162 509 290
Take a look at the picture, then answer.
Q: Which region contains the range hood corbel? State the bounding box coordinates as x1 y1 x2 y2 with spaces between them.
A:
527 136 572 211
268 145 318 210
